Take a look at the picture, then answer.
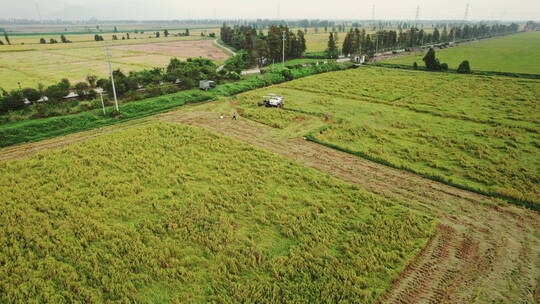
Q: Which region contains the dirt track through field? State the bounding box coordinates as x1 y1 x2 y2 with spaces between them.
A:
160 111 540 304
0 110 539 303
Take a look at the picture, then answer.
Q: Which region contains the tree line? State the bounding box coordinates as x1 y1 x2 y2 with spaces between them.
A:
220 24 307 67
0 57 231 116
341 23 520 57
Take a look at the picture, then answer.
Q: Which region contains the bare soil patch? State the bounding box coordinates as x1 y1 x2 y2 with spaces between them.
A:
110 39 229 61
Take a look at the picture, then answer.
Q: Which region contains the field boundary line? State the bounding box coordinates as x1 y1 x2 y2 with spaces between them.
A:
279 84 540 133
368 62 540 80
304 128 540 212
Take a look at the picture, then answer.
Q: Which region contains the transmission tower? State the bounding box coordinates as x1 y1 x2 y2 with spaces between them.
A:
415 5 420 26
277 3 281 20
464 4 470 21
34 1 42 23
371 5 375 20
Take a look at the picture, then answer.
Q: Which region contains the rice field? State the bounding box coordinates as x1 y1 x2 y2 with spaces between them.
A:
0 122 433 303
0 30 225 90
232 66 540 207
381 31 540 74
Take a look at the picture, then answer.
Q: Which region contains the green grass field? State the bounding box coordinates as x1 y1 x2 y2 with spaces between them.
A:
0 122 433 303
381 32 540 74
232 66 540 207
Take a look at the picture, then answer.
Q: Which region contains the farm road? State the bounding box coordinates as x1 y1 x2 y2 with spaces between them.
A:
0 108 538 304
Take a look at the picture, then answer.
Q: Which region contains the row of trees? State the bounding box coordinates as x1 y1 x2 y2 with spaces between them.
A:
340 23 520 57
221 24 307 66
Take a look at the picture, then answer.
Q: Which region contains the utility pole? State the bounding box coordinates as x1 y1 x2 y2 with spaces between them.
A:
375 32 379 54
282 31 286 67
415 5 420 27
99 92 106 115
102 42 119 112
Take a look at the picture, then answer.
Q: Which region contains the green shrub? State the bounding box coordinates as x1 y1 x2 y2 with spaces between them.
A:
457 60 472 74
441 63 449 71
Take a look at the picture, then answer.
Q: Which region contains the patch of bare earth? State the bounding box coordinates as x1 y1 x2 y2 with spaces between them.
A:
1 110 539 303
110 40 229 61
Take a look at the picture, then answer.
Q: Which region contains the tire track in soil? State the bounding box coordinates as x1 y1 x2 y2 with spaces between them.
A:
161 111 540 304
1 110 539 303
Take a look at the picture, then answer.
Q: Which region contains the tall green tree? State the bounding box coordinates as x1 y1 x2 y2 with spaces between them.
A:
342 30 353 56
297 30 307 55
433 28 440 43
423 48 441 70
326 32 339 59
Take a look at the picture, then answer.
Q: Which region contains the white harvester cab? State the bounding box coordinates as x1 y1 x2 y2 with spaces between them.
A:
260 94 285 108
199 80 216 91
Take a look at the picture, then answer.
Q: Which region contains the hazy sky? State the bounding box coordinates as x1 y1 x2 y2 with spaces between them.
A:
1 0 539 21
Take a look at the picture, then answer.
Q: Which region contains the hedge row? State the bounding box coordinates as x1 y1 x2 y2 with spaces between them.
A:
0 63 352 148
0 91 214 147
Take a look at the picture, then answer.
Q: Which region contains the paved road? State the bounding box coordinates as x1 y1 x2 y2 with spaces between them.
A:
213 39 236 72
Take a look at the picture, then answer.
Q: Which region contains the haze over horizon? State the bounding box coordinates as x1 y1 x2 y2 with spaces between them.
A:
0 0 539 22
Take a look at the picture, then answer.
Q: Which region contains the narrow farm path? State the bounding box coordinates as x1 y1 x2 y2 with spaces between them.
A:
160 110 540 304
0 108 538 303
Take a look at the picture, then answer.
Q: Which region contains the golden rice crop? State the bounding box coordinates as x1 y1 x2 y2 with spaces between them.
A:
0 122 433 303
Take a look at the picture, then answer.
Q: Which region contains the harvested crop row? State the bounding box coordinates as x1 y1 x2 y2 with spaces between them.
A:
230 66 540 207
